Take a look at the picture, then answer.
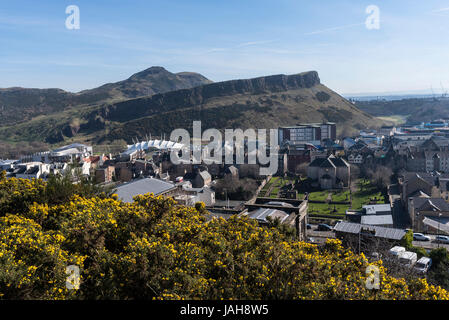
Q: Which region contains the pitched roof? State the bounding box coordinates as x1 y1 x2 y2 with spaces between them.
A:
309 158 327 167
198 171 212 181
412 197 449 212
334 221 406 240
330 157 349 167
115 178 176 203
246 208 289 224
320 159 336 168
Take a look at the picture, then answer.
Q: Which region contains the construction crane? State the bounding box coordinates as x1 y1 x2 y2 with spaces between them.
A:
440 81 448 98
431 85 438 101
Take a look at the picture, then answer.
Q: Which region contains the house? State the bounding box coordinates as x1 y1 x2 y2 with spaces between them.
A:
398 172 439 212
404 137 449 173
0 160 18 171
115 177 179 203
347 153 364 165
14 162 50 180
193 170 212 188
282 143 318 173
175 185 216 207
410 198 449 233
225 166 239 179
95 166 115 183
307 155 350 189
115 162 133 182
343 137 356 150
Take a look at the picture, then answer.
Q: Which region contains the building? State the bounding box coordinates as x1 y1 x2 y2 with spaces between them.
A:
95 166 115 183
346 204 393 227
347 154 364 164
10 162 51 180
115 162 133 182
115 177 179 203
278 123 336 147
405 137 449 173
282 143 318 173
175 184 216 207
193 170 212 188
244 198 308 241
409 198 449 233
244 208 289 225
334 221 407 253
307 155 350 189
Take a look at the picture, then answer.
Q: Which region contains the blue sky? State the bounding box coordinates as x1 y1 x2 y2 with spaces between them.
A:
1 0 449 95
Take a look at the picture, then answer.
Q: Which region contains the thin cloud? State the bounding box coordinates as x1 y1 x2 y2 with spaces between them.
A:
428 6 449 17
236 40 276 48
431 7 449 13
304 22 365 35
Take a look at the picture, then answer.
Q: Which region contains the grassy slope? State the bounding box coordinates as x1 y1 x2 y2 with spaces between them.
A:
0 81 386 153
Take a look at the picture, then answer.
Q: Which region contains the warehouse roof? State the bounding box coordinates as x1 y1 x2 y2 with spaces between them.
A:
115 178 176 203
334 221 406 240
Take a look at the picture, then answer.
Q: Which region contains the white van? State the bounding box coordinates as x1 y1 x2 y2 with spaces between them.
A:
414 257 432 273
389 246 406 258
399 251 417 266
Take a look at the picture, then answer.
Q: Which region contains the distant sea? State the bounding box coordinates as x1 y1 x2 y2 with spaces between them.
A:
343 93 438 102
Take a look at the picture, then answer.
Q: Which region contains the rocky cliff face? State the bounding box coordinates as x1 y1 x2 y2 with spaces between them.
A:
94 71 321 123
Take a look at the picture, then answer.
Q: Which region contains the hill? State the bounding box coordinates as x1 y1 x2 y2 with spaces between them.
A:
0 71 381 149
355 97 449 124
0 67 212 127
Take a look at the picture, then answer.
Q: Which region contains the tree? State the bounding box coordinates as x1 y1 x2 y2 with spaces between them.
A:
295 163 308 178
1 176 449 300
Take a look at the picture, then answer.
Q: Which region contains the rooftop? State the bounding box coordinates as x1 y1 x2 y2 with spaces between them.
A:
115 178 176 203
334 221 407 241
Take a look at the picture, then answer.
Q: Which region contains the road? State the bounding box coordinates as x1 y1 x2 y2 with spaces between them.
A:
306 224 335 244
413 234 449 250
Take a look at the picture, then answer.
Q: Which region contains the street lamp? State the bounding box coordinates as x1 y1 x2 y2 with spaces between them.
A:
438 212 442 248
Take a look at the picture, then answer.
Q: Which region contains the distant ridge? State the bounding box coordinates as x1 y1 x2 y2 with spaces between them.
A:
0 67 212 126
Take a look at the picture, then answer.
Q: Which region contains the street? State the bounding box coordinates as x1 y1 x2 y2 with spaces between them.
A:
413 234 449 250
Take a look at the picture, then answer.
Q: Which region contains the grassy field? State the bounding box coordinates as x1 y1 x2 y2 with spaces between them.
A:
308 203 348 218
351 179 385 210
306 179 384 218
260 176 295 198
331 190 351 202
308 191 329 202
376 115 408 126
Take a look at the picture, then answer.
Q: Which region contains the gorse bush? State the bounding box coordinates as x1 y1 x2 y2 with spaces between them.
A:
0 173 448 300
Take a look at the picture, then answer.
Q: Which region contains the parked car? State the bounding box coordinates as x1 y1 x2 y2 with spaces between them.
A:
306 224 312 230
414 257 432 274
307 237 316 243
317 224 333 231
413 233 431 242
434 235 449 244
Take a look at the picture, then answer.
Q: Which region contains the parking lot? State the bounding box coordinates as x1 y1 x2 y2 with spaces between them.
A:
306 224 335 244
412 234 449 250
